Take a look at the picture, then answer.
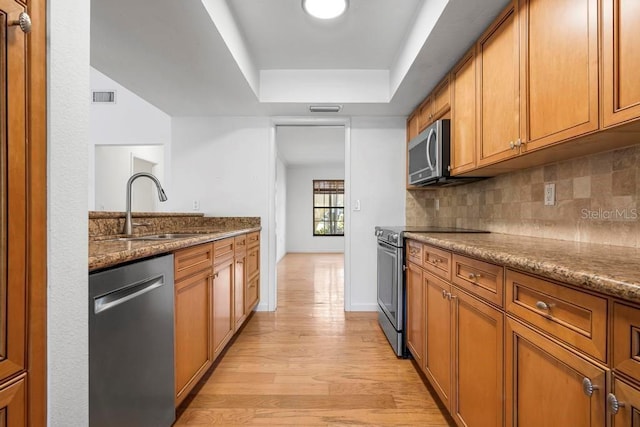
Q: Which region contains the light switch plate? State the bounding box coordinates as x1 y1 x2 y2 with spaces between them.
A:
544 183 555 206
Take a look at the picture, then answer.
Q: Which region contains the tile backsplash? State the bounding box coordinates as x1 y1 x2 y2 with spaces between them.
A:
406 144 640 248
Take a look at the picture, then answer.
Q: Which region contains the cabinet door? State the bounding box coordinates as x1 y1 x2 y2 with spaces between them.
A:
174 269 212 405
245 274 259 314
612 301 640 380
432 76 451 119
451 288 504 427
521 0 599 150
213 258 234 358
477 1 521 166
246 244 260 280
0 0 28 384
418 97 433 132
423 272 452 409
407 113 420 142
450 48 477 175
602 0 640 127
505 317 606 427
0 376 26 425
233 253 246 331
405 262 424 367
610 377 640 427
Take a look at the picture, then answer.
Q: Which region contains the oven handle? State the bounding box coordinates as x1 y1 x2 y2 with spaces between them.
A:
377 239 400 251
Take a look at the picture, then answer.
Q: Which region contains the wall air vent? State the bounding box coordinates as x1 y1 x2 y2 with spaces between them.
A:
92 90 117 104
309 105 342 113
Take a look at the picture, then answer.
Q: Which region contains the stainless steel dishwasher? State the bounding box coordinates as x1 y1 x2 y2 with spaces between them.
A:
89 254 175 427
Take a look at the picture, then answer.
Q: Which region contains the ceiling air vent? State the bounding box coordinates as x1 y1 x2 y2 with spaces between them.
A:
92 90 117 104
309 105 342 113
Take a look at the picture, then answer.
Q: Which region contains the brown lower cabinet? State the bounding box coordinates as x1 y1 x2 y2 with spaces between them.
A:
174 231 260 406
212 252 234 358
406 239 640 427
0 376 27 425
409 253 503 426
609 377 640 427
505 317 606 427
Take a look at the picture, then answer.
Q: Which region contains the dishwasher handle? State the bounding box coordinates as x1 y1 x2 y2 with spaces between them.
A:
94 275 165 314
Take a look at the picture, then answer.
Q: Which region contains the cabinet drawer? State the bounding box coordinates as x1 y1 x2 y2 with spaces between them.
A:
452 254 504 308
247 231 260 248
214 237 235 265
406 240 423 265
423 244 452 281
174 243 213 281
234 234 247 255
612 302 640 381
506 269 607 362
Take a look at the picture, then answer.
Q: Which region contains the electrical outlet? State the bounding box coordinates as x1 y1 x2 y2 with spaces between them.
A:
192 200 200 211
544 183 555 206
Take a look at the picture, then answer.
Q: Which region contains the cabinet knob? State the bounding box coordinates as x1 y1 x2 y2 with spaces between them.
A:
535 301 553 311
509 141 515 150
442 289 447 299
10 12 31 33
608 393 624 415
582 377 598 397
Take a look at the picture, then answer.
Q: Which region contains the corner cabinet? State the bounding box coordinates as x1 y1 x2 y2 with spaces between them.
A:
173 231 260 407
1 0 47 425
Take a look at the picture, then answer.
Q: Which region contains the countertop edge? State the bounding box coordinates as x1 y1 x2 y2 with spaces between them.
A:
404 232 640 305
89 227 261 272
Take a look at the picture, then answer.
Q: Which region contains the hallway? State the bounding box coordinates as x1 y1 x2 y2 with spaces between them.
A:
175 253 452 426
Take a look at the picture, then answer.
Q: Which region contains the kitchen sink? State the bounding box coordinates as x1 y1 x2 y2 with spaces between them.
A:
113 233 206 242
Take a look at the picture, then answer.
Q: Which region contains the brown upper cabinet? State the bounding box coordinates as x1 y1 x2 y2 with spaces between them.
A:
450 48 477 175
602 0 640 128
520 0 599 151
417 76 451 134
477 1 522 167
407 0 637 180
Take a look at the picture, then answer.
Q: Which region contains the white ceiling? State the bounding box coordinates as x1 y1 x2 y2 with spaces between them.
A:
90 0 510 117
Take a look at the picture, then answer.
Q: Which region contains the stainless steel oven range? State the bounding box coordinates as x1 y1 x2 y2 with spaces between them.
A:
375 226 489 357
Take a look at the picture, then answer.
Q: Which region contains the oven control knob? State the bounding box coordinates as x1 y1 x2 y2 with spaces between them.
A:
391 233 399 242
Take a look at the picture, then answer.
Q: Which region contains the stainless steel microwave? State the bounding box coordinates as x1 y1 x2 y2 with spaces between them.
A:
408 119 451 186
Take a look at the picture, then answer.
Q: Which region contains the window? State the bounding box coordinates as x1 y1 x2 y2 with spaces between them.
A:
313 180 344 236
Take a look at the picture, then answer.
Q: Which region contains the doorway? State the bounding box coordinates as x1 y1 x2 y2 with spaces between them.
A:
273 124 347 311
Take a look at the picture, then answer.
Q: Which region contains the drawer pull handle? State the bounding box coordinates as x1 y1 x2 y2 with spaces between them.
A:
430 258 440 264
608 393 624 415
467 273 482 280
582 377 598 397
535 301 553 311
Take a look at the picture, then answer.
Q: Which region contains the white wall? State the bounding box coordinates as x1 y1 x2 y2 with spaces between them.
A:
348 117 406 310
89 67 172 210
275 156 287 262
94 145 165 211
49 1 90 425
286 164 345 253
170 117 272 309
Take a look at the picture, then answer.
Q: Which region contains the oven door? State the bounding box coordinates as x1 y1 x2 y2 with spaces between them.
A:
376 239 403 331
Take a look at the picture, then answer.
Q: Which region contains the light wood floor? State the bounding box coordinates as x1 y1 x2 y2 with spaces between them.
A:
175 253 452 426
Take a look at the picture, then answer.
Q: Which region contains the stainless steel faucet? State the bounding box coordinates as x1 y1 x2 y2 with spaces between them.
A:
124 172 168 235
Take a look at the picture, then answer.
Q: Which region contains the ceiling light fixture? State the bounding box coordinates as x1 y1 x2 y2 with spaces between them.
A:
302 0 348 20
309 105 342 113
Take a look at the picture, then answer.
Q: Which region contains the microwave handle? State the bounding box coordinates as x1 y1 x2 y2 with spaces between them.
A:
425 128 436 170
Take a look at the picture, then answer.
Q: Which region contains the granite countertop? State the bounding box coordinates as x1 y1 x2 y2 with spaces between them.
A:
89 226 261 272
404 232 640 304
